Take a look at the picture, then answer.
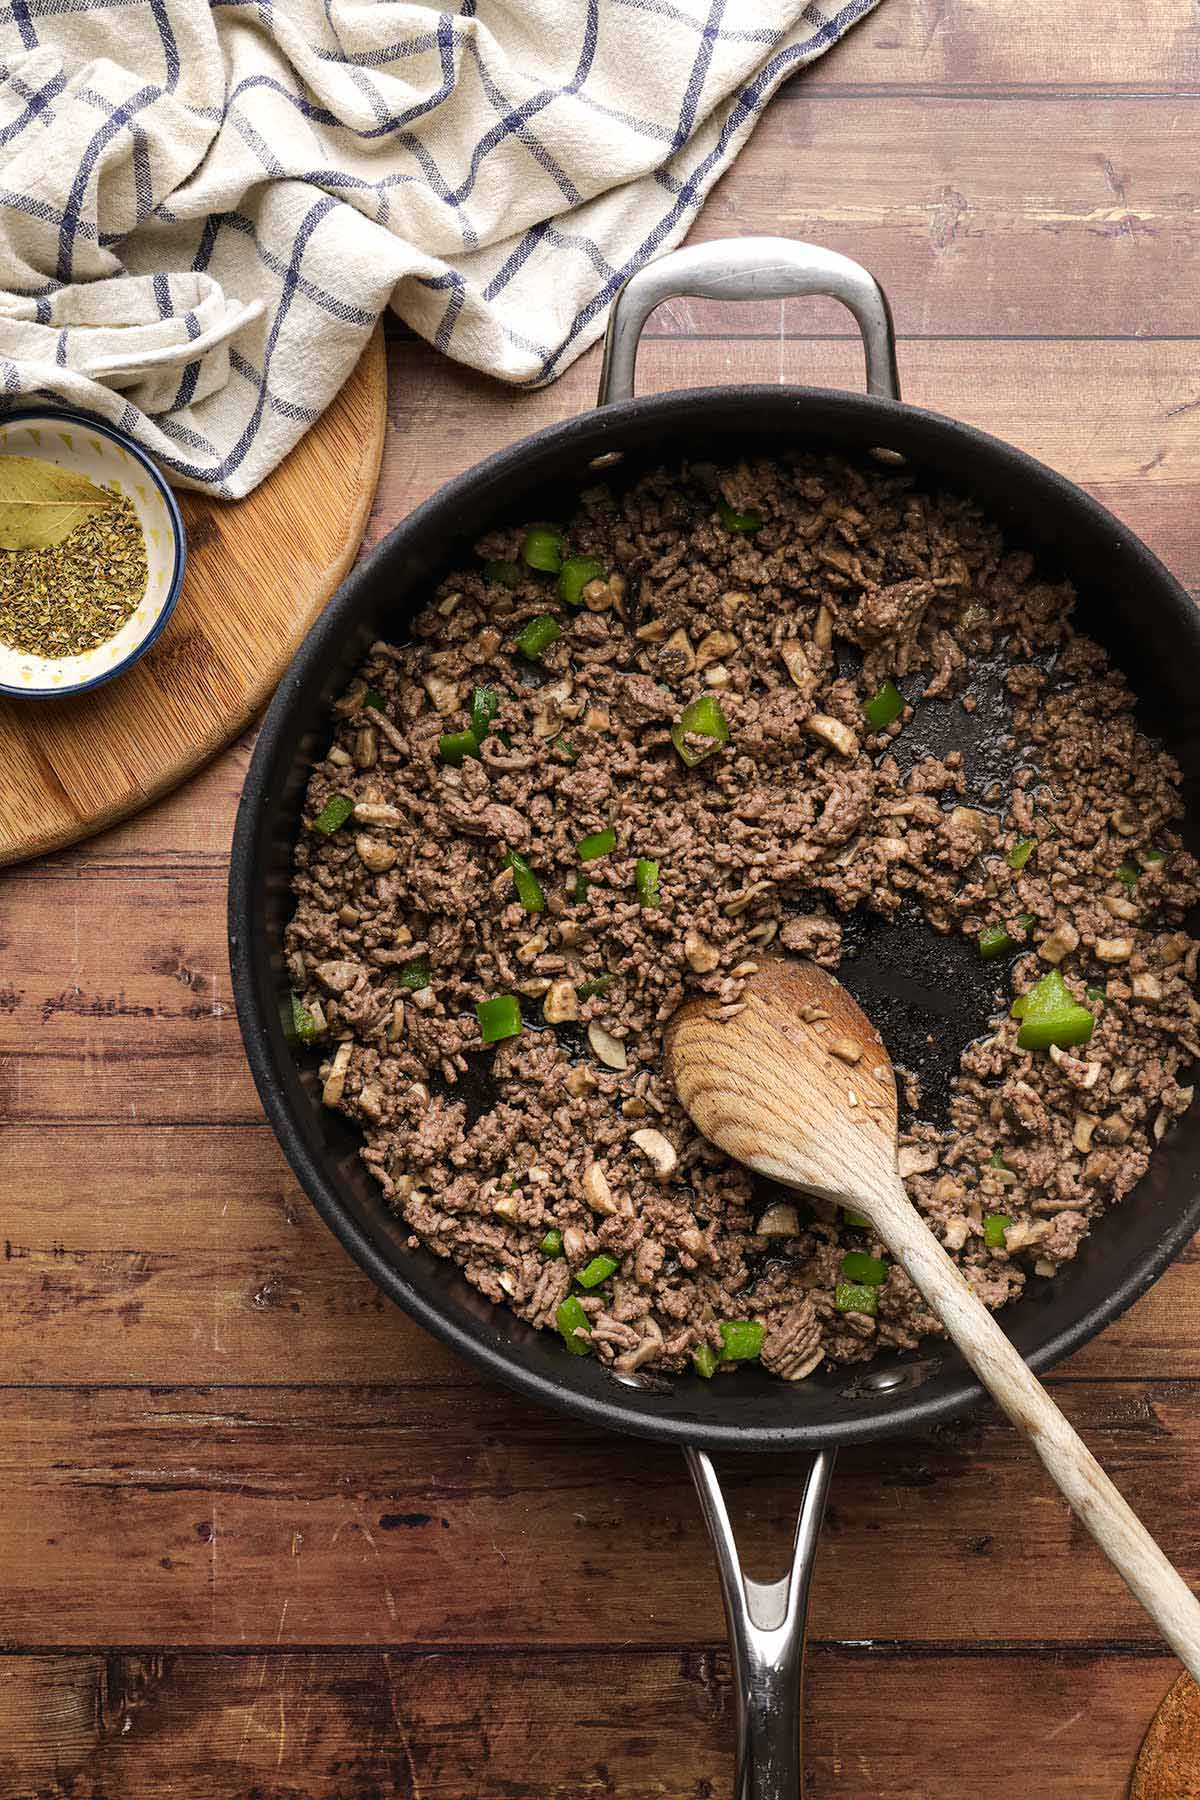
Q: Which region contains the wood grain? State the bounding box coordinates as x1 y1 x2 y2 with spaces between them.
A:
800 0 1200 92
0 327 386 870
0 1648 1178 1800
3 1381 1200 1647
679 98 1200 339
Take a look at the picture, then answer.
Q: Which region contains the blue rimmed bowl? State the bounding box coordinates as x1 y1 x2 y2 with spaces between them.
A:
0 408 185 699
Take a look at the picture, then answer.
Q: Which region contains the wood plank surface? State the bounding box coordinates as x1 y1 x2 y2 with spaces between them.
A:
802 0 1200 92
4 7 1200 1796
675 99 1200 339
1 1381 1199 1649
0 1648 1178 1800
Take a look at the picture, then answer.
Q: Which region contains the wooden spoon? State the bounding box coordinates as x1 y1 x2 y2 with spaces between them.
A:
665 956 1200 1676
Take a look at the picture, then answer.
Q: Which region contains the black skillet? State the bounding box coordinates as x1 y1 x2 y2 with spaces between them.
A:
229 239 1200 1797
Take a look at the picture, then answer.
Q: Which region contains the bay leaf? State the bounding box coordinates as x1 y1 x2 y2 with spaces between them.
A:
0 454 113 551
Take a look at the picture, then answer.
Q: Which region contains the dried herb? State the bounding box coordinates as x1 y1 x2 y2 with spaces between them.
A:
0 455 111 550
0 489 148 658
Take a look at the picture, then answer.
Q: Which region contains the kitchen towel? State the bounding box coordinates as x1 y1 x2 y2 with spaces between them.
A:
0 1 880 497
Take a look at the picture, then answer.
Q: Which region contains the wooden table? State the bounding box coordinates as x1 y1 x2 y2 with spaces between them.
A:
4 5 1199 1793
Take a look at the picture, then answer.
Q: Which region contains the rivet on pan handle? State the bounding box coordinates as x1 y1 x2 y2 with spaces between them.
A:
687 1446 836 1800
597 236 902 407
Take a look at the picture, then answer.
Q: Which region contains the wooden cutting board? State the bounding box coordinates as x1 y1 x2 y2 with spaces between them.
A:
0 325 387 867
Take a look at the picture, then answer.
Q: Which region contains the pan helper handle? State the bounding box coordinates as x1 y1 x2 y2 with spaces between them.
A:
598 237 901 406
687 1447 835 1800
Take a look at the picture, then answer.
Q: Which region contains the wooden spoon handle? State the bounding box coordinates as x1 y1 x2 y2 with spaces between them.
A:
870 1176 1200 1677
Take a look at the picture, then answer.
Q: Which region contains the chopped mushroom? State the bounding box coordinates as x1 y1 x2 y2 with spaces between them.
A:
421 672 460 713
897 1145 939 1178
634 616 669 643
1038 920 1079 966
684 930 720 974
543 979 579 1023
663 627 695 671
321 1041 353 1107
756 1202 802 1237
804 713 859 759
356 834 397 873
353 800 402 826
1131 971 1163 1004
352 726 378 769
780 640 817 695
315 960 362 994
829 1037 862 1064
694 628 738 671
582 1162 618 1215
630 1128 678 1179
1096 937 1134 964
1073 1113 1100 1152
1103 894 1139 922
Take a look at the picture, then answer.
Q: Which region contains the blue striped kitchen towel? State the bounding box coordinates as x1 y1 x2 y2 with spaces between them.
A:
0 1 880 496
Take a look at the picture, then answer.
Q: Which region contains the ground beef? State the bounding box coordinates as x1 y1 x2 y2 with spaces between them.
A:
285 453 1200 1382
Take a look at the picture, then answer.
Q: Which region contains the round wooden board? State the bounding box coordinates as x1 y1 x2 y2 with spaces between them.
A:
0 325 387 867
1130 1674 1200 1798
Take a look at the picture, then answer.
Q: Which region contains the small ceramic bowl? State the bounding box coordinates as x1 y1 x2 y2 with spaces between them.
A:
0 408 185 699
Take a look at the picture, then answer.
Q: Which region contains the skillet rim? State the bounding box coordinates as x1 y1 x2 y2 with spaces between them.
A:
229 380 1200 1453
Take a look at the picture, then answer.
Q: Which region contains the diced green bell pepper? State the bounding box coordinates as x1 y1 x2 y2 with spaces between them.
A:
841 1251 888 1286
671 695 730 767
719 1319 765 1362
505 849 546 914
438 728 481 767
863 680 904 732
312 793 354 834
576 826 616 861
978 914 1035 959
470 685 500 741
521 527 563 573
290 992 319 1044
834 1282 878 1316
717 497 763 533
558 555 604 606
635 857 660 907
556 1293 591 1355
515 613 561 660
476 995 523 1045
1011 967 1095 1051
576 1252 619 1290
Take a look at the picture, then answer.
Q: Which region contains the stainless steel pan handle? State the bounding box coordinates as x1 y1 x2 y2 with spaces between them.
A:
597 236 901 406
688 1448 836 1800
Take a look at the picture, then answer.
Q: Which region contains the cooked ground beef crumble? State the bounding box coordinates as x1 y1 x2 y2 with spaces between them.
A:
285 454 1200 1380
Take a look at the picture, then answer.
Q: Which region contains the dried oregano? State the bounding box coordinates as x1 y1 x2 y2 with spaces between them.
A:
0 489 148 657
